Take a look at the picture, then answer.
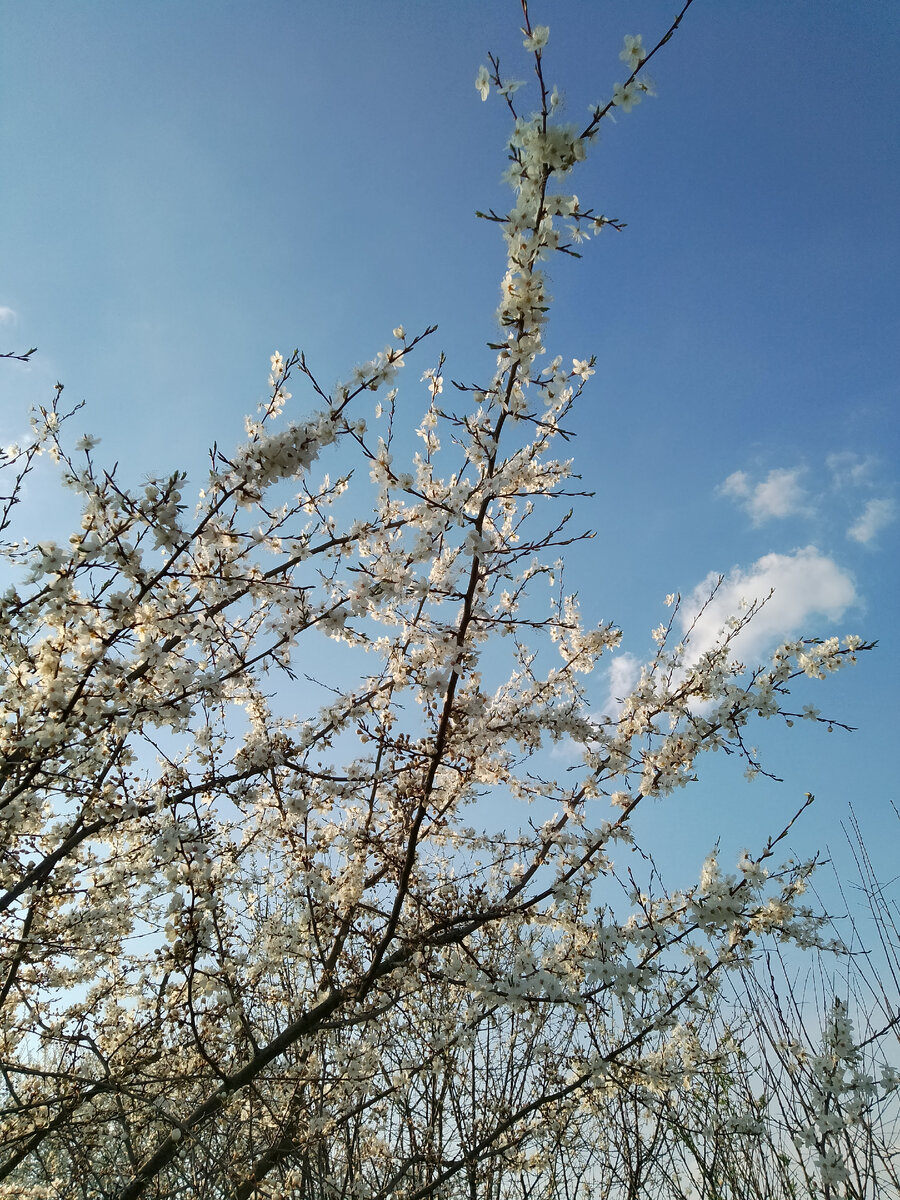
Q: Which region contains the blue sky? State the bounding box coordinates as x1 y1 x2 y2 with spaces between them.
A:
2 1 898 908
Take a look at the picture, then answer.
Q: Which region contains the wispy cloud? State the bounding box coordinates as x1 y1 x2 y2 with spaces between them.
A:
0 306 17 324
827 451 876 489
600 652 641 718
681 546 858 665
719 466 809 524
848 498 897 545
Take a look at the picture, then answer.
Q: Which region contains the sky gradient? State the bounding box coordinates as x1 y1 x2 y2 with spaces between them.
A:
2 1 898 912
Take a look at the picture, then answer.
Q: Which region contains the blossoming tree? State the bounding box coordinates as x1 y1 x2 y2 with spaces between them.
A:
0 3 887 1198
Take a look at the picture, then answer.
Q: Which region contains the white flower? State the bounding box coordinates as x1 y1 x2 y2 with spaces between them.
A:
421 368 443 396
392 326 406 340
571 359 594 381
620 34 645 70
613 82 641 113
74 434 100 452
523 25 549 53
475 65 490 102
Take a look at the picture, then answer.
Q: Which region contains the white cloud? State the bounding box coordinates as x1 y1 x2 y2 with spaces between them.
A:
848 498 897 545
720 470 750 499
681 546 858 666
719 466 809 524
0 306 17 324
751 468 808 520
827 451 875 488
600 652 641 717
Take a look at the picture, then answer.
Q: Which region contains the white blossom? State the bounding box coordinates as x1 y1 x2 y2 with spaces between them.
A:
523 25 550 53
619 34 646 69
